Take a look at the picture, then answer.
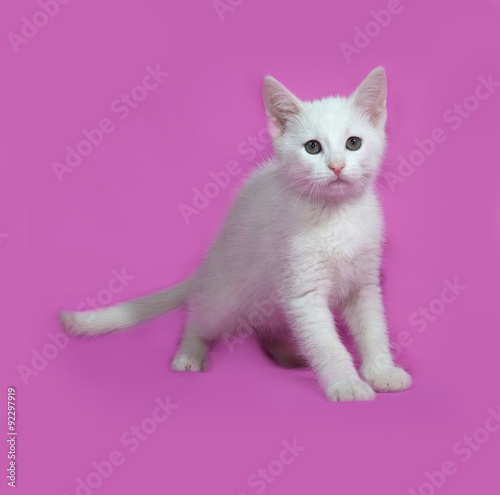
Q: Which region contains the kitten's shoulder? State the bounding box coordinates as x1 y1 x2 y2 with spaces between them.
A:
245 158 280 183
238 158 281 196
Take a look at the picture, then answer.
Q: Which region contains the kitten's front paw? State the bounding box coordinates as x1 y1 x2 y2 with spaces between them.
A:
326 378 375 402
171 353 207 372
361 366 411 393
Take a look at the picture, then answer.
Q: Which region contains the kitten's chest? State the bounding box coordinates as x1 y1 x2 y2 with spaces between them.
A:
283 196 383 295
319 215 367 264
308 206 381 282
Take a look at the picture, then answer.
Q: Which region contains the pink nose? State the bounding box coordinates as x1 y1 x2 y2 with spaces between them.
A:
328 163 345 176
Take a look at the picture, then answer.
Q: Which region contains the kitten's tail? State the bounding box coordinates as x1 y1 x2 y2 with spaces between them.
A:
58 278 192 337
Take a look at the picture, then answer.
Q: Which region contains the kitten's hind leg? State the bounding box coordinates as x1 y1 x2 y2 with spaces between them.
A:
171 321 209 372
258 336 307 369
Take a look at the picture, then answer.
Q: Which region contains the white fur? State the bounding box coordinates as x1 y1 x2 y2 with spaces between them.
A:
59 67 411 401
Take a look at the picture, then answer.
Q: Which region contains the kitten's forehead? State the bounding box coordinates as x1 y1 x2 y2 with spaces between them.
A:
299 96 366 135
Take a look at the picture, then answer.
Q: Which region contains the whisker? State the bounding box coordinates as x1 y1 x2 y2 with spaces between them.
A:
293 182 314 214
306 180 320 218
271 176 310 201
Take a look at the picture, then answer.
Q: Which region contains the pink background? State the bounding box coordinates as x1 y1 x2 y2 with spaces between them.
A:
1 0 500 494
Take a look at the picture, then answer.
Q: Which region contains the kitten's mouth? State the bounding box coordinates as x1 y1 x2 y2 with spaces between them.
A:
329 177 347 185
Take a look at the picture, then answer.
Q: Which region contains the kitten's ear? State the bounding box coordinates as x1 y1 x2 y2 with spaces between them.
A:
263 76 302 137
351 66 387 127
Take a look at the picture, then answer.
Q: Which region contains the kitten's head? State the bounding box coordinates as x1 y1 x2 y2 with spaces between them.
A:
263 67 387 202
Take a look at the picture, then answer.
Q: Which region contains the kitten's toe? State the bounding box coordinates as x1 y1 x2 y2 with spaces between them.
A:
361 366 412 393
171 353 207 372
326 378 375 401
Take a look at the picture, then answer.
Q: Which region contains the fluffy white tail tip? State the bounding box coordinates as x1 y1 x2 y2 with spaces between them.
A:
58 307 130 337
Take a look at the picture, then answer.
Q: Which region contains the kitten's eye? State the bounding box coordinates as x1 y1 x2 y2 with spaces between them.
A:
304 140 322 154
346 136 362 151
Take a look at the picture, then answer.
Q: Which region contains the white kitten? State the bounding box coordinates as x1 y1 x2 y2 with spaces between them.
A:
60 67 411 401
